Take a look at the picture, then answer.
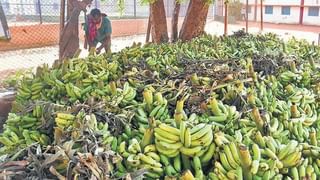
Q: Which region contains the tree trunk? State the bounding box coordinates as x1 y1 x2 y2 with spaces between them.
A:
179 0 209 41
171 1 180 42
150 0 169 43
59 0 92 60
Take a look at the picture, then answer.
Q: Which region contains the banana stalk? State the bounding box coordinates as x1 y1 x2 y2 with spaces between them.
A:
239 145 253 180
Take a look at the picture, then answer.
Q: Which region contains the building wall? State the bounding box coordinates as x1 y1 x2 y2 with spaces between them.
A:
249 6 300 24
234 0 320 25
303 6 320 25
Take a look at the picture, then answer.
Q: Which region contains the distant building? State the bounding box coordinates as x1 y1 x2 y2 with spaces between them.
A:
215 0 320 26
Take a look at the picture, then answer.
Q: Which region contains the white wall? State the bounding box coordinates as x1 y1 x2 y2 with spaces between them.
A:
246 6 300 24
303 7 320 25
305 0 320 6
0 22 5 38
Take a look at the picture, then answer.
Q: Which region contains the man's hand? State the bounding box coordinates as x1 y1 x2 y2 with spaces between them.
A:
96 46 103 54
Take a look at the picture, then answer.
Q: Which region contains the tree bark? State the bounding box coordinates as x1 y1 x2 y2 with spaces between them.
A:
171 1 180 42
179 0 209 41
150 0 169 43
146 13 151 42
59 0 92 60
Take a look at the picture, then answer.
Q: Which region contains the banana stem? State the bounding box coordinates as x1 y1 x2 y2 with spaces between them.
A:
285 84 294 94
290 104 300 118
143 89 153 112
289 61 297 73
239 145 253 180
209 98 222 116
140 128 154 150
310 129 317 146
181 170 195 180
174 112 183 127
176 100 185 113
251 107 264 134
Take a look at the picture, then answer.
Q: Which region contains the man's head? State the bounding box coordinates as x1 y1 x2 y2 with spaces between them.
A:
90 8 101 23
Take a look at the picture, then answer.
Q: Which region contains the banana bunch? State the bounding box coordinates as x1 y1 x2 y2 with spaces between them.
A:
284 85 315 105
134 107 150 129
206 100 240 125
16 81 32 101
279 70 302 84
155 123 181 158
22 129 50 145
180 122 213 157
20 115 41 129
0 129 23 147
118 139 163 178
61 70 82 83
145 90 170 121
119 82 137 104
65 83 82 101
215 142 241 176
107 61 119 74
95 122 117 149
55 113 75 129
32 105 43 118
290 160 317 180
0 127 50 150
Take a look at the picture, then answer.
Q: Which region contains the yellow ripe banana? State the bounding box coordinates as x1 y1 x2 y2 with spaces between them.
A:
282 150 302 168
278 140 298 160
154 128 180 141
219 152 234 171
191 130 213 147
184 128 191 148
138 153 162 168
57 113 75 120
229 142 241 165
180 121 186 144
157 140 183 150
156 143 180 157
159 123 180 136
223 144 239 169
140 164 164 174
154 132 177 144
55 118 71 126
191 125 212 141
180 146 202 157
146 152 161 162
144 144 156 153
200 143 215 163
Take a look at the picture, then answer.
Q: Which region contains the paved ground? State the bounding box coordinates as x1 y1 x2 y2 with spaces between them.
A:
0 21 319 81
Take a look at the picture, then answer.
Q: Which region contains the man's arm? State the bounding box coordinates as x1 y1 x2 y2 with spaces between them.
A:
97 17 112 53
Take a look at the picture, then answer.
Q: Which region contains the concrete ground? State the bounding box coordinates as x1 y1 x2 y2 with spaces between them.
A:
0 21 319 81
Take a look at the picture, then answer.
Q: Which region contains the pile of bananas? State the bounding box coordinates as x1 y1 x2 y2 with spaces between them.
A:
2 32 320 179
